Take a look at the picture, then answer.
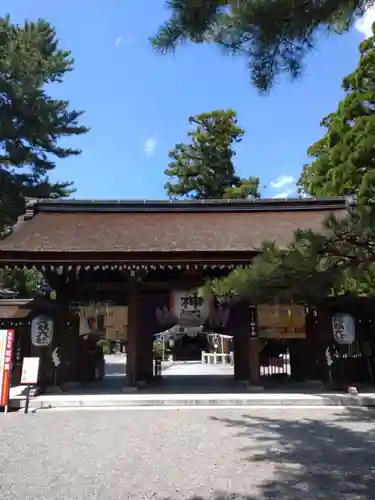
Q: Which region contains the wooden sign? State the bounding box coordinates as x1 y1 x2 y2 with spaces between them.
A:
105 306 128 340
21 357 40 385
257 305 306 339
0 329 15 407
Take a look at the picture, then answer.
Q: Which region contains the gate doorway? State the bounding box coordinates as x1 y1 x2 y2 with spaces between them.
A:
150 326 236 392
172 333 209 361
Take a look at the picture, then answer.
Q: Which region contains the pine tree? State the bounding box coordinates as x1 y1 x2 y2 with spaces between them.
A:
209 26 375 303
208 211 375 304
0 16 89 234
165 110 259 199
151 0 373 91
299 22 375 210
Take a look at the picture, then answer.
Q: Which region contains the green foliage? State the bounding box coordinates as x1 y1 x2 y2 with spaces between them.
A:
208 25 375 303
0 15 89 233
151 0 372 91
153 340 164 358
165 110 259 199
98 339 110 355
209 210 375 304
299 23 375 209
0 268 45 297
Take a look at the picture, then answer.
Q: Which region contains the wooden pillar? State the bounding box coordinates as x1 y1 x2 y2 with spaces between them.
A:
138 292 171 383
55 310 79 385
248 306 261 386
289 340 308 381
229 302 250 381
315 306 332 386
126 280 139 386
136 327 154 383
248 338 262 386
233 333 249 380
126 283 155 385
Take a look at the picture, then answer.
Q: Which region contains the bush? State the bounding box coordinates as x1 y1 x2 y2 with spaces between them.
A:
98 339 110 355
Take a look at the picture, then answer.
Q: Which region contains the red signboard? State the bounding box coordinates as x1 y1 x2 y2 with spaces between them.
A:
0 329 15 407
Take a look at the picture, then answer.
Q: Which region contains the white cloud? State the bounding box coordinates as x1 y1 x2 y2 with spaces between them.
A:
143 137 158 156
270 175 295 190
355 4 375 38
272 189 295 199
115 35 136 48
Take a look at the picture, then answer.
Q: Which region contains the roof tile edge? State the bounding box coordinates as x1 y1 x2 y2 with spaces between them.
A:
31 196 349 213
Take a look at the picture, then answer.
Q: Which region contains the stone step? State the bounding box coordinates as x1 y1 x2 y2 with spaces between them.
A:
9 392 375 410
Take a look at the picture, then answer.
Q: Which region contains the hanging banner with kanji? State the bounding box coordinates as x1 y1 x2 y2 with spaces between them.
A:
0 329 15 407
31 316 54 346
249 306 258 338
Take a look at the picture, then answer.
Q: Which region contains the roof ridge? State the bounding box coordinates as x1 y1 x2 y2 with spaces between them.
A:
35 196 346 204
29 196 348 213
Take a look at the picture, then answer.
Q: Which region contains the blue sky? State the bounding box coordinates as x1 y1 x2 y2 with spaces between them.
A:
3 1 374 199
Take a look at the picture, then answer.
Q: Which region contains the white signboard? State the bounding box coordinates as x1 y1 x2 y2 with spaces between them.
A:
31 315 54 346
332 313 355 345
21 357 40 385
170 289 213 327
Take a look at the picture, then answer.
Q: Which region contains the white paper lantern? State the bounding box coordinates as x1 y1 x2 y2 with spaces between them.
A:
170 289 213 327
332 313 355 345
31 315 54 347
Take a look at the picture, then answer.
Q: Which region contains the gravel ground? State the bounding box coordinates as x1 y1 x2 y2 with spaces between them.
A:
0 407 375 500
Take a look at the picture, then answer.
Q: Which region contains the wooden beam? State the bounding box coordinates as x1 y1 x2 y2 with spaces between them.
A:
0 249 255 265
66 280 205 292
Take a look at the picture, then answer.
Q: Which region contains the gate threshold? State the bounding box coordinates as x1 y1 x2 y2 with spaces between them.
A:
9 391 375 411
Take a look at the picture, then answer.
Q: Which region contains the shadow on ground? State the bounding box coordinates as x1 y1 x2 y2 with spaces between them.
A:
161 407 375 499
210 407 375 499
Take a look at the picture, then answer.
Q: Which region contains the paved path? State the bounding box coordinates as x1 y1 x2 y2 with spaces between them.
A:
157 360 236 394
1 407 375 499
104 353 127 376
102 358 236 394
164 360 234 376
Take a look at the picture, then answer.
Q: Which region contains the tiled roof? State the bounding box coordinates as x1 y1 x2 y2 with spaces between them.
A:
0 197 347 254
